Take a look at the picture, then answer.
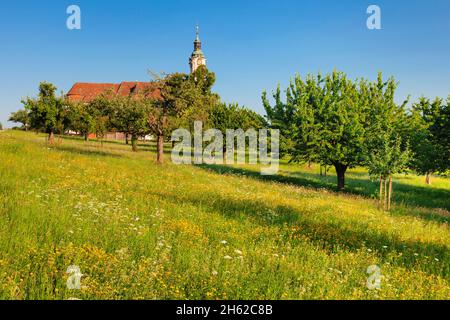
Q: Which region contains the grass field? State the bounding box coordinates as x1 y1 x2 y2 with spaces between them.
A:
0 130 449 300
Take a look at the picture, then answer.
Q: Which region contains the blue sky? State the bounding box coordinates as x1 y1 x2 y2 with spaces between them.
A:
0 0 449 127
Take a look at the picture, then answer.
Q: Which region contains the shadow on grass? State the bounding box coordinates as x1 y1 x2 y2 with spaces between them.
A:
145 144 174 155
285 169 450 211
61 136 174 155
61 135 125 146
55 137 174 159
196 164 450 224
55 144 126 159
157 190 449 278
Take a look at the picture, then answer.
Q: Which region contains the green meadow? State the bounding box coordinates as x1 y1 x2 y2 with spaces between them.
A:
0 130 448 300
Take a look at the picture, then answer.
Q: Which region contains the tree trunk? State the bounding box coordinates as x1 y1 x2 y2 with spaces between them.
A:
125 133 129 145
425 173 431 185
48 131 55 145
58 127 64 144
384 178 388 210
157 134 164 164
320 166 323 176
324 165 327 177
334 163 347 190
379 176 383 209
84 133 89 142
388 175 393 211
131 135 138 152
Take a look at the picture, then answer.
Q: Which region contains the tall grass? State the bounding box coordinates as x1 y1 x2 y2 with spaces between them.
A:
0 130 448 300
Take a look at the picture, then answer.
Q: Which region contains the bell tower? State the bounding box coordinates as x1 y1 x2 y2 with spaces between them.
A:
189 25 206 73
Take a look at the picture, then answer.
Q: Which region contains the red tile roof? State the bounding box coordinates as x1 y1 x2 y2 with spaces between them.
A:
67 82 161 102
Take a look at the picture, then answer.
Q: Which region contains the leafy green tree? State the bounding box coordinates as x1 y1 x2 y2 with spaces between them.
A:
109 94 150 152
265 71 367 190
209 102 266 159
88 94 114 146
264 71 412 191
190 65 216 95
408 96 450 184
147 73 187 162
66 89 118 143
314 71 368 190
66 101 95 141
181 66 219 136
262 84 296 157
22 82 66 144
209 102 242 133
438 96 450 171
366 132 410 210
289 74 326 171
147 67 217 164
362 73 411 209
8 109 30 131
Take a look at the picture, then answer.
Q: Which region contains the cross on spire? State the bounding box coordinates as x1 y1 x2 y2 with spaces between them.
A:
195 25 200 41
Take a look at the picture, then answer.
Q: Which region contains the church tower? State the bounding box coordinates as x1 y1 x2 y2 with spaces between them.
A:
189 26 206 73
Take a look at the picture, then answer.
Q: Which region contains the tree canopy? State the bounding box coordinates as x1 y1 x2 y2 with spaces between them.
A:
8 109 30 131
22 82 66 143
408 96 450 183
263 70 415 191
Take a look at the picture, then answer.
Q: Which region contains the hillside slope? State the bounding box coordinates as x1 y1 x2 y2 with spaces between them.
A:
0 131 448 299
